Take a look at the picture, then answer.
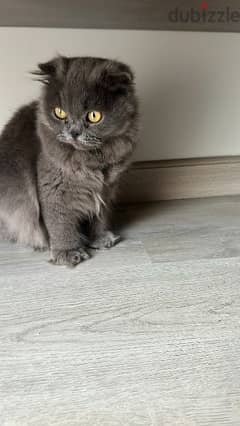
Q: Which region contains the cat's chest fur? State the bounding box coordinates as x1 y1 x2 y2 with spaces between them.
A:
38 158 108 219
64 166 106 217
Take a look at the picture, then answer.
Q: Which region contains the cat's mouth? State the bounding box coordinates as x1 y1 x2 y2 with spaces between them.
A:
57 133 102 150
78 136 102 147
71 139 103 151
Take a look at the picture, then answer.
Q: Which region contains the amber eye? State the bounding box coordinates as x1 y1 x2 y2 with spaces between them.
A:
54 107 67 120
87 111 102 124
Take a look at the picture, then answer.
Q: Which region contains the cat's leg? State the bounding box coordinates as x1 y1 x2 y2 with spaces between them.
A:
0 184 48 250
0 207 48 250
42 204 90 266
89 210 121 250
88 163 129 250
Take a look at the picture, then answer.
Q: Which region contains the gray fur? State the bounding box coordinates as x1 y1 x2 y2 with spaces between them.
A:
0 56 138 266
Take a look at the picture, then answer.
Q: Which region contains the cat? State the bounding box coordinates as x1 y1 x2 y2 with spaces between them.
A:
0 56 138 266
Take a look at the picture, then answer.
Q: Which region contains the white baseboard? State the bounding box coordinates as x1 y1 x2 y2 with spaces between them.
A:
119 156 240 203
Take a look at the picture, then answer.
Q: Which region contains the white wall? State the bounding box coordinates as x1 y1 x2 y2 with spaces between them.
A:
1 27 240 161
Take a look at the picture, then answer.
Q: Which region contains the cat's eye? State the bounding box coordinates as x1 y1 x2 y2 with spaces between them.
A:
87 111 102 124
54 107 67 120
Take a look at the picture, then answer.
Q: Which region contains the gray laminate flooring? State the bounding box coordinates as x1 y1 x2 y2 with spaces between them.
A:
1 196 240 425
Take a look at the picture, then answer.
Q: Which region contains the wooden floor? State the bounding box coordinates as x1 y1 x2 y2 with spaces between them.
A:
1 196 240 425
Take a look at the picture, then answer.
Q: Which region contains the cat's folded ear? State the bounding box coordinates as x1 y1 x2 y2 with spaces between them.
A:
31 56 69 85
102 61 135 94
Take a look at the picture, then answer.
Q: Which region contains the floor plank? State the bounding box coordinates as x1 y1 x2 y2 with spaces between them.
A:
1 196 240 425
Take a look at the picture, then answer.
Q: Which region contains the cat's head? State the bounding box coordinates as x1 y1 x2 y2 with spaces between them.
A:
34 56 137 150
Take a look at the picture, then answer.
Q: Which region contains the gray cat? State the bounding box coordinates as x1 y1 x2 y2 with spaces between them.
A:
0 56 138 266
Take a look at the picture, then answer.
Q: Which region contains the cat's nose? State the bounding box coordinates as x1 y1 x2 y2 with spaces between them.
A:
71 129 80 139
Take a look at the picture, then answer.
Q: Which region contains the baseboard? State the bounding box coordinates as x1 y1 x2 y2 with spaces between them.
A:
119 156 240 203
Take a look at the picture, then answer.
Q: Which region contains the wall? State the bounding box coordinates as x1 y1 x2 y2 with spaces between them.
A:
2 0 240 31
0 27 240 161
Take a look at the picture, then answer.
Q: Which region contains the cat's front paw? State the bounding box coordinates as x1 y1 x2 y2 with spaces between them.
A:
50 248 90 267
90 231 121 250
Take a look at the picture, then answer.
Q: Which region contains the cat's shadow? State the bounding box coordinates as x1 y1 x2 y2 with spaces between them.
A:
113 203 148 234
113 200 174 238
